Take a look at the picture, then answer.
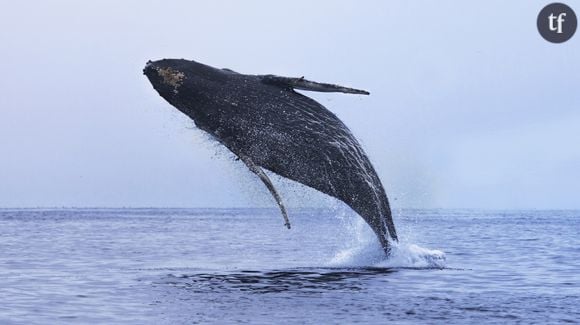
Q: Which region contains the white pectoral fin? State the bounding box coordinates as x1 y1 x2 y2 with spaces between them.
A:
260 75 370 95
239 155 291 229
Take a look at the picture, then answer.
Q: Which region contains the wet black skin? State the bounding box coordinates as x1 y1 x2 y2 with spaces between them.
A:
143 59 398 255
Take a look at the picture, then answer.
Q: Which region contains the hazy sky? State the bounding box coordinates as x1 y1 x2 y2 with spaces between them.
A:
1 1 578 209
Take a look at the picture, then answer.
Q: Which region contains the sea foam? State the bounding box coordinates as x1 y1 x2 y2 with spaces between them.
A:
328 214 446 268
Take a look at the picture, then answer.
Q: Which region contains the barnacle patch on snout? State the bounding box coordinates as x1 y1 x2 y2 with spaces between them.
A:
157 67 185 93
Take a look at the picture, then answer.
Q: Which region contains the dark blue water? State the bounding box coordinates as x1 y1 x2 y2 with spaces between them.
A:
0 208 578 324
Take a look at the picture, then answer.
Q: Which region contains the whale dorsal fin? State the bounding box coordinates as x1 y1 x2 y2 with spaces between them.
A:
260 74 370 95
222 68 239 74
238 154 291 229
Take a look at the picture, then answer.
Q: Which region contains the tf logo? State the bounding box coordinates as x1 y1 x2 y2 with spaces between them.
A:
537 3 577 43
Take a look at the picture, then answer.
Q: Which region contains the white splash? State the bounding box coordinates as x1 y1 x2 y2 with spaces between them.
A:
328 213 446 268
380 242 446 268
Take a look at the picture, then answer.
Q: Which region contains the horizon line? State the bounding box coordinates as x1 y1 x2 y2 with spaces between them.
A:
0 206 579 212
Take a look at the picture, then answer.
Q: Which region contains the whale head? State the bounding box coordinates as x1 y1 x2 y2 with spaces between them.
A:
143 59 230 122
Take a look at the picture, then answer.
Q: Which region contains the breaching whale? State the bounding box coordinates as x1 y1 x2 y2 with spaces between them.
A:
143 59 398 254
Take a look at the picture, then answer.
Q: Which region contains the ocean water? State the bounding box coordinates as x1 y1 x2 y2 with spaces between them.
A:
0 208 578 324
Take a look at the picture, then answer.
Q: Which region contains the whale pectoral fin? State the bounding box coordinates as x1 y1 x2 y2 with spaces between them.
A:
239 155 291 229
260 75 370 95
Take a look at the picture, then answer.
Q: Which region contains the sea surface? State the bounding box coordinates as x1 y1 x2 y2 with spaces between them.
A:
0 208 578 324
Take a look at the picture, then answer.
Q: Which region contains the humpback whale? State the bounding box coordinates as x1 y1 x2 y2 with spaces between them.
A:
143 59 398 254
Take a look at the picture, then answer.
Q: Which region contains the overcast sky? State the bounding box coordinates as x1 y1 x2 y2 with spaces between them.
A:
0 1 578 209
